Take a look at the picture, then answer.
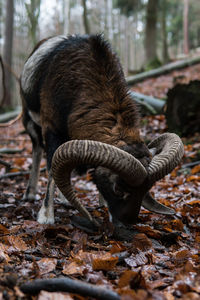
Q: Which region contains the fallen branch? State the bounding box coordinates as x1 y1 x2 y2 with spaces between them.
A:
0 147 25 154
0 108 22 123
126 56 200 85
181 160 200 169
0 167 46 180
0 159 12 169
0 111 22 127
20 278 120 300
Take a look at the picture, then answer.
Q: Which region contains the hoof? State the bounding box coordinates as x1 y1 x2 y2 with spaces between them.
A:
37 206 55 224
23 193 37 201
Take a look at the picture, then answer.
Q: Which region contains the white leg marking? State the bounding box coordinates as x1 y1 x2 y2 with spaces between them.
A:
58 190 70 205
37 174 55 224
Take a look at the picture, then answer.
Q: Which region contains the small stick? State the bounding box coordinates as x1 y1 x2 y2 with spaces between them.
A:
20 278 120 300
181 160 200 169
0 111 22 127
0 167 46 180
0 147 25 154
0 159 12 169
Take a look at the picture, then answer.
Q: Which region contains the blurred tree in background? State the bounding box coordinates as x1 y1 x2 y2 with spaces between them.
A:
0 0 200 108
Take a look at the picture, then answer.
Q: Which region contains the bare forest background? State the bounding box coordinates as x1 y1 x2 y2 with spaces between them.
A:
0 0 200 109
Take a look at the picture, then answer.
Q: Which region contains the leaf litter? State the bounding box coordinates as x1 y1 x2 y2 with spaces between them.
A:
0 66 200 299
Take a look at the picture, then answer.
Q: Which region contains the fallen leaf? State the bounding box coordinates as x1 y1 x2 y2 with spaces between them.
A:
131 233 152 251
62 261 85 275
191 165 200 175
92 253 118 271
37 258 57 275
38 291 73 300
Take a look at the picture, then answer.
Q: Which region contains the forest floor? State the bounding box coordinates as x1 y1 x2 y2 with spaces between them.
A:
0 64 200 300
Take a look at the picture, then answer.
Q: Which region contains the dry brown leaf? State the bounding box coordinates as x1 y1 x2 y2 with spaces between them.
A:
0 243 10 262
191 165 200 175
186 175 200 182
182 293 200 300
38 291 73 300
132 233 152 251
0 224 9 235
118 270 141 288
134 225 161 239
173 249 191 266
37 258 57 275
7 235 28 251
92 253 118 271
110 241 126 254
170 219 184 231
62 261 85 275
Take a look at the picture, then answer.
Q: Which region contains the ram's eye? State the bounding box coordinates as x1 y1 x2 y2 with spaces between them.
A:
113 183 124 197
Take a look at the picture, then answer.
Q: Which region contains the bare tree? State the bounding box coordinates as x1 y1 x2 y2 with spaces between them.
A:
63 0 70 35
183 0 189 54
3 0 14 107
25 0 41 47
144 0 159 64
161 0 170 63
82 0 90 34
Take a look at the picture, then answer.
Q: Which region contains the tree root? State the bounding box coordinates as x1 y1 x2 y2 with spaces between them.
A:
20 278 120 300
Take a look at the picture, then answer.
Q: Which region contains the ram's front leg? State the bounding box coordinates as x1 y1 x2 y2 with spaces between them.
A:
37 129 63 224
23 116 43 201
37 171 55 224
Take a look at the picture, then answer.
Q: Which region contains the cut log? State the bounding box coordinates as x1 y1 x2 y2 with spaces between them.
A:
166 80 200 136
126 56 200 85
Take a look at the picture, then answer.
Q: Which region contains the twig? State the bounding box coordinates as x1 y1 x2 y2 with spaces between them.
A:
20 278 120 300
181 160 200 169
0 167 46 180
0 147 25 154
0 159 12 169
0 111 22 127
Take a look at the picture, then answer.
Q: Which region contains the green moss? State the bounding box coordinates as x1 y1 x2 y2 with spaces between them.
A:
145 57 162 71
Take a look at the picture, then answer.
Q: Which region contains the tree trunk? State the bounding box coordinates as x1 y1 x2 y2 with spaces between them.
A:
63 0 70 35
144 0 158 64
3 0 14 107
106 0 113 40
25 0 41 47
82 0 90 34
183 0 189 54
161 0 170 64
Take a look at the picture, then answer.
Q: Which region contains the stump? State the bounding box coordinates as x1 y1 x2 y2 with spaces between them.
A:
166 80 200 136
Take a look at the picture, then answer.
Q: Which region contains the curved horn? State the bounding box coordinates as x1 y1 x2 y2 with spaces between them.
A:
148 133 184 186
142 192 175 215
52 140 147 224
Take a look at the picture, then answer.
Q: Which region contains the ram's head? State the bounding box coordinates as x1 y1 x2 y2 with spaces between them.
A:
51 133 184 227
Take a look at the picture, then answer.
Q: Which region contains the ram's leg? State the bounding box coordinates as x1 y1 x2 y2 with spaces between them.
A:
58 190 70 205
23 116 43 201
37 129 63 224
37 171 55 224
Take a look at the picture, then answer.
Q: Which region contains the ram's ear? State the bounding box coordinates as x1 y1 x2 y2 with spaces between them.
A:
142 192 175 215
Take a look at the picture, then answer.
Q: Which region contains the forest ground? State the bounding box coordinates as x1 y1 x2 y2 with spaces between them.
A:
0 64 200 300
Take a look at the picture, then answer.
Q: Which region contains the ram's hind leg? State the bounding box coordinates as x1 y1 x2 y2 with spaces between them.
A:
23 113 43 201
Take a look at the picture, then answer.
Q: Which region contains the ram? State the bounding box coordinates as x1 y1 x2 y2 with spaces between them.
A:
20 34 184 226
